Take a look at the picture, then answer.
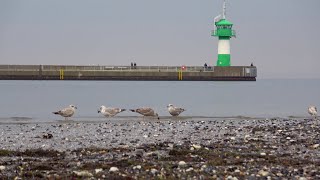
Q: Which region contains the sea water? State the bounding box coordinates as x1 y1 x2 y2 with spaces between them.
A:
0 79 319 122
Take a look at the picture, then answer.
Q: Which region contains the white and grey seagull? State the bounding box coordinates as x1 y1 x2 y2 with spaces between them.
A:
167 104 185 116
130 107 159 119
98 105 126 117
52 104 77 120
308 105 318 120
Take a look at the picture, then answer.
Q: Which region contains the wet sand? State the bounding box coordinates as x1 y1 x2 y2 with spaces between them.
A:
0 117 319 179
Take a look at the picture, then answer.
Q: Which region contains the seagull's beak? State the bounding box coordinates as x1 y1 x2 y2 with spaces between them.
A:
97 110 101 113
75 107 78 109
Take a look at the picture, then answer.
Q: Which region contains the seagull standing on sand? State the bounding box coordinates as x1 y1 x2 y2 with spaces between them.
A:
308 105 318 120
130 107 159 119
52 104 77 120
167 104 185 116
98 105 126 117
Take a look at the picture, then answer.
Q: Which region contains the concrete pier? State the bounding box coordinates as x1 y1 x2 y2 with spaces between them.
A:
0 65 257 81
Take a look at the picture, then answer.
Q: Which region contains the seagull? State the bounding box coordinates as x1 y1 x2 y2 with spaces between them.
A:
167 104 185 116
130 107 159 119
98 105 126 117
52 104 77 120
308 105 317 120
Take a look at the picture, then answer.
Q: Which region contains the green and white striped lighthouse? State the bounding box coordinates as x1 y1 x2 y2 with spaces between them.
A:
212 0 236 66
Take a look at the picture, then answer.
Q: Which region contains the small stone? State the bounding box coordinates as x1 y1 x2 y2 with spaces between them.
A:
286 137 291 140
212 169 217 174
73 170 93 177
0 165 5 171
178 161 187 167
230 137 236 140
95 168 103 173
258 170 269 177
186 167 193 172
42 133 53 139
276 172 283 177
133 165 142 170
146 152 156 156
260 152 266 156
200 165 207 171
192 144 201 150
167 143 174 150
299 177 307 180
150 168 158 175
109 167 119 172
227 175 237 180
312 144 319 149
143 135 148 138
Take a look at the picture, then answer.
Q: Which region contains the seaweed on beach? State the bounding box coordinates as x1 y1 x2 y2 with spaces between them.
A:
0 149 12 156
16 149 64 157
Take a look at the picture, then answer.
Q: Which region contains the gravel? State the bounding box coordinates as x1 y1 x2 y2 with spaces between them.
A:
0 117 319 179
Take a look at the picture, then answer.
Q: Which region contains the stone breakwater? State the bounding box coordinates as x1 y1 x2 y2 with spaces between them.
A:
0 118 319 179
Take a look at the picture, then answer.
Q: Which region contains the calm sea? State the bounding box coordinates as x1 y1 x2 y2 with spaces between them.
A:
0 79 319 121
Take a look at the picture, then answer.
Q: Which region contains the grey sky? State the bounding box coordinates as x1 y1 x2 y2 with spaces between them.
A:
0 0 319 79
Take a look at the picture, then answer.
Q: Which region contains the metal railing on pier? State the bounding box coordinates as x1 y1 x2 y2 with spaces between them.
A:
0 65 215 72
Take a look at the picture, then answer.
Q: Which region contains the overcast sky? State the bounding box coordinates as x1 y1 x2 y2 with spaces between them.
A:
0 0 319 79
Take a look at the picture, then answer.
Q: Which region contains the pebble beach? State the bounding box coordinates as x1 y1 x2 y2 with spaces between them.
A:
0 117 319 179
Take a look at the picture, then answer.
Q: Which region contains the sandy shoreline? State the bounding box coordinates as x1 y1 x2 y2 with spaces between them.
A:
0 117 319 179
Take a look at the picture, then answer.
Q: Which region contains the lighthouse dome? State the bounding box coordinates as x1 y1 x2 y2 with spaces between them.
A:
215 19 233 26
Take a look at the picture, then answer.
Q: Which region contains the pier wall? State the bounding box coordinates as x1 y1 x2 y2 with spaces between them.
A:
0 65 257 81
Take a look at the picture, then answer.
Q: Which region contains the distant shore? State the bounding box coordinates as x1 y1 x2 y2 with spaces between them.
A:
0 117 319 179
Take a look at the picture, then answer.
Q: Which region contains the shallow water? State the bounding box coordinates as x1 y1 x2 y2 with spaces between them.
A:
0 79 319 122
